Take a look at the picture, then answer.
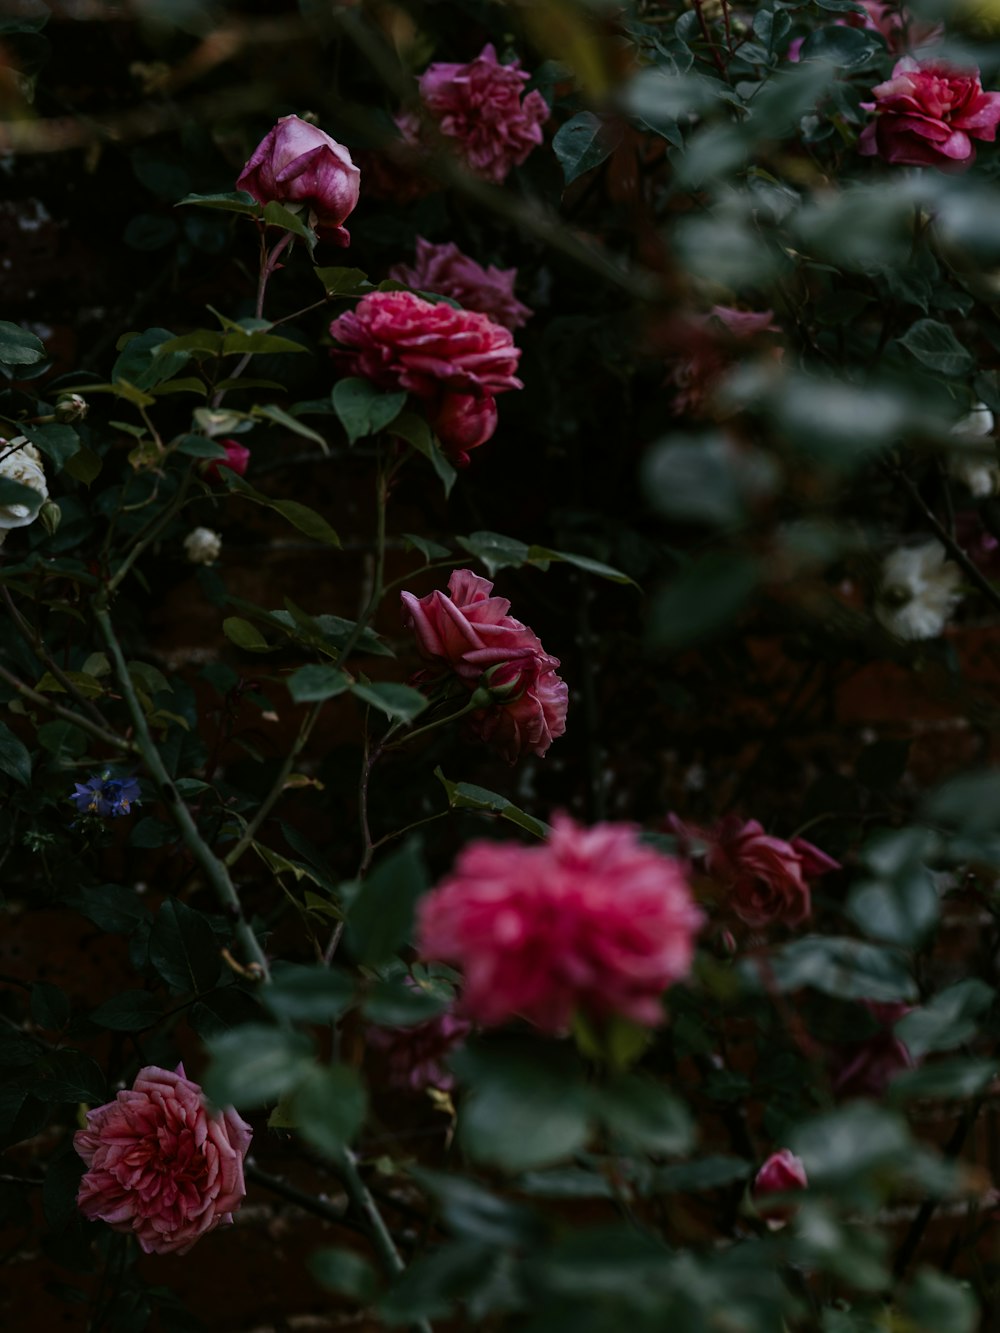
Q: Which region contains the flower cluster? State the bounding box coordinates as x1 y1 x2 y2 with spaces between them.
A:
70 771 142 819
74 1064 252 1256
399 43 549 185
418 815 703 1032
330 290 522 462
401 569 567 761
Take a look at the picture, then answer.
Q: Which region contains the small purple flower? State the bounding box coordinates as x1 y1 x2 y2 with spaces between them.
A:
69 771 142 819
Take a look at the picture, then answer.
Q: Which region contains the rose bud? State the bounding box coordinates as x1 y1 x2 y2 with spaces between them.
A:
751 1150 808 1224
237 114 361 246
54 393 88 423
428 392 499 465
201 438 251 484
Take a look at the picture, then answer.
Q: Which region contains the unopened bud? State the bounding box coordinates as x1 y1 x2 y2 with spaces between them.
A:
54 393 88 424
480 657 535 703
183 526 222 565
38 500 62 537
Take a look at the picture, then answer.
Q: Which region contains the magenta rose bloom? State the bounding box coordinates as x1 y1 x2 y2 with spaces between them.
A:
412 43 549 185
237 114 361 245
669 813 839 928
417 815 703 1032
74 1064 252 1255
859 59 1000 169
752 1150 808 1221
401 569 568 761
389 238 532 331
329 290 522 462
202 438 250 485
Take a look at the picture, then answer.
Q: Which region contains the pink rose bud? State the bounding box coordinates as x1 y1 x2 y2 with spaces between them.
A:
237 114 361 245
74 1064 252 1255
752 1150 808 1221
418 815 703 1033
202 438 251 484
859 59 1000 170
428 391 498 464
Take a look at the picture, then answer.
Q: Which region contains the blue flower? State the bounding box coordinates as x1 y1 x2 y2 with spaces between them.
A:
69 771 142 819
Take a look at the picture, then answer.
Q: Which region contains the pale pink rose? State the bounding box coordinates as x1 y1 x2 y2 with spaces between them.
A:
417 815 703 1032
74 1064 252 1256
202 438 250 485
668 813 839 928
831 1001 915 1098
859 59 1000 169
367 1006 473 1092
401 569 567 761
389 238 532 330
412 43 549 184
236 114 361 245
753 1150 808 1221
329 290 522 461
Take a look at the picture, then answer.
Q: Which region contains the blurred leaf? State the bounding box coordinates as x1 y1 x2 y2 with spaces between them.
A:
362 976 450 1026
262 964 355 1024
0 722 31 786
310 1247 379 1304
799 24 878 65
742 936 917 1001
72 883 146 934
292 1063 366 1157
347 839 428 966
412 1168 542 1246
0 321 45 367
590 1074 695 1156
647 553 759 652
205 1025 314 1109
902 1269 979 1332
90 990 161 1032
149 899 221 994
888 1057 997 1102
895 979 995 1059
222 617 272 652
899 319 974 377
654 1156 752 1192
790 1103 911 1188
553 112 622 186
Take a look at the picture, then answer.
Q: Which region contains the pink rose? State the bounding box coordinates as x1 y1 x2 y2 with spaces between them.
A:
329 290 522 461
752 1150 808 1221
236 114 361 245
412 43 549 184
74 1064 252 1256
389 238 532 331
830 1001 915 1098
401 569 567 761
202 438 250 484
367 1006 473 1093
669 813 839 928
417 815 703 1032
859 59 1000 169
665 307 781 417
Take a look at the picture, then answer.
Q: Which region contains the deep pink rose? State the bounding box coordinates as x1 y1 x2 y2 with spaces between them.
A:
237 114 361 245
859 59 1000 169
74 1064 252 1256
417 815 703 1032
202 438 250 484
367 1006 473 1093
669 813 839 928
412 43 549 184
329 290 522 460
389 238 532 331
401 569 567 761
753 1150 808 1221
831 1000 915 1098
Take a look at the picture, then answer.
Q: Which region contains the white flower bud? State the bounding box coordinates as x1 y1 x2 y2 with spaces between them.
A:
54 393 89 423
183 526 222 566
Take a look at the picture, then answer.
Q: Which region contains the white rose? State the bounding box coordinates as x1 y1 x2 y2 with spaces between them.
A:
183 527 222 565
874 541 962 641
0 439 48 546
947 402 999 499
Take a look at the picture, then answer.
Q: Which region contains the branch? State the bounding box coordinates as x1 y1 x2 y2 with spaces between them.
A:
0 660 136 755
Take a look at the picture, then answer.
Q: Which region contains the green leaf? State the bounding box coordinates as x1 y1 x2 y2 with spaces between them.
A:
0 477 44 514
0 722 31 786
350 680 428 722
31 1049 106 1104
895 979 995 1059
848 830 939 949
403 532 452 561
902 1269 979 1333
292 1064 367 1157
789 1103 912 1188
286 664 351 703
741 936 917 1002
332 377 407 444
647 553 759 652
0 321 45 367
314 266 373 297
90 990 162 1032
252 402 329 447
111 327 191 391
20 423 80 467
31 982 69 1031
174 434 228 459
347 839 428 966
799 24 878 67
176 190 259 214
527 544 636 586
72 883 146 934
552 111 621 186
391 410 456 496
262 963 355 1024
223 468 339 546
362 977 450 1027
654 1156 752 1193
591 1074 695 1155
435 768 549 838
455 530 529 577
412 1168 541 1246
148 899 221 994
156 330 224 356
451 1040 592 1172
221 329 309 356
64 446 102 484
262 200 316 248
310 1247 379 1304
899 319 974 377
222 616 273 652
888 1056 998 1103
205 1025 314 1110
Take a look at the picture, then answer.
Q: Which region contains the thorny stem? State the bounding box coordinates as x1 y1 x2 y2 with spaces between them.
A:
0 660 136 754
212 229 294 407
1 585 111 730
95 602 270 979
